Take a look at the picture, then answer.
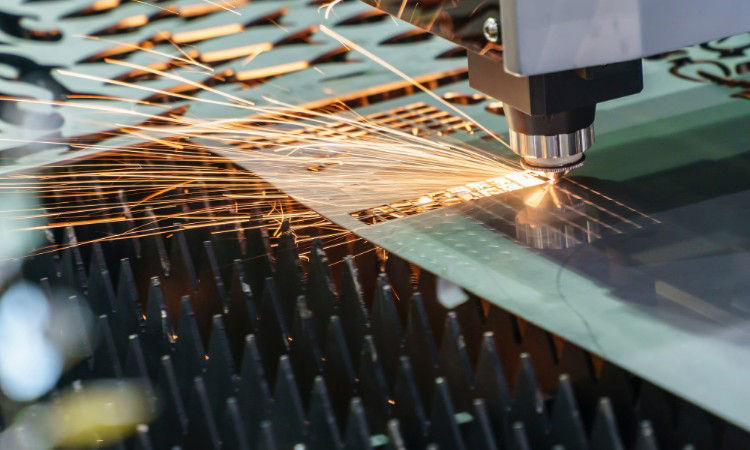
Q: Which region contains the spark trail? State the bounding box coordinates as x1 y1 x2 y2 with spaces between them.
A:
0 20 533 258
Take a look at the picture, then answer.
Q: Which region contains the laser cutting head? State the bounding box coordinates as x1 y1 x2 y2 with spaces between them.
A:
357 0 750 177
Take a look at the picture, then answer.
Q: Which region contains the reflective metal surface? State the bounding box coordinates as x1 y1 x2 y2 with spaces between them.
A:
354 98 750 430
509 125 593 171
222 56 750 429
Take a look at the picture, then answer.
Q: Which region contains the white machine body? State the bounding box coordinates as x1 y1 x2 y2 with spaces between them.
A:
501 0 750 75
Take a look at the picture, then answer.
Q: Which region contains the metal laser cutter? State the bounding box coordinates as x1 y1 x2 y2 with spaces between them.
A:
359 0 750 176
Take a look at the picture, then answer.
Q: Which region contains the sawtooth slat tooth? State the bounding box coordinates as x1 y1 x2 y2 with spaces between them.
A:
270 355 308 448
357 334 392 434
221 397 251 450
323 315 358 426
438 311 476 413
392 355 428 448
289 295 324 405
307 375 345 450
371 273 405 388
236 334 272 447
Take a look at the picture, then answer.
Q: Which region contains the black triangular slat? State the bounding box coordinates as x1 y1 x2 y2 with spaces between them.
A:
270 355 307 448
306 239 339 341
143 207 170 275
202 239 228 308
519 322 559 392
427 377 466 450
185 376 221 450
415 269 447 344
132 207 170 303
143 276 174 371
385 419 408 450
371 273 404 387
114 190 142 263
152 355 188 447
113 258 143 357
191 241 227 343
484 306 523 387
323 315 358 426
210 229 245 285
205 314 238 421
393 356 428 449
558 342 597 428
124 334 154 396
452 294 485 364
345 397 374 450
467 398 499 450
405 292 440 409
598 361 637 446
180 214 210 260
225 259 258 366
162 228 198 319
257 277 290 382
307 375 344 450
92 314 122 378
244 220 275 298
290 295 324 406
634 420 661 450
237 335 272 447
339 255 370 364
350 241 380 308
174 295 206 402
358 334 392 433
475 332 512 447
385 254 412 324
636 382 675 450
590 398 625 450
132 424 154 450
60 226 87 293
274 226 304 324
509 421 532 450
86 241 117 315
549 374 589 450
511 353 550 449
221 397 250 450
439 311 476 412
257 421 279 450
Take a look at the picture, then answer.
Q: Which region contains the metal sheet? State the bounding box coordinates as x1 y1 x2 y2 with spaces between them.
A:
212 45 750 430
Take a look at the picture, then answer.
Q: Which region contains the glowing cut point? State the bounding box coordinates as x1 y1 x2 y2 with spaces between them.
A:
350 171 545 224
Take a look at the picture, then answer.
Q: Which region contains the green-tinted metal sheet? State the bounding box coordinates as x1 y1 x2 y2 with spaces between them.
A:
214 45 750 430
